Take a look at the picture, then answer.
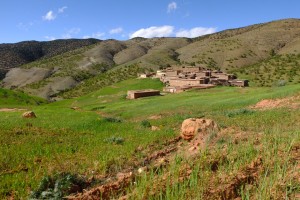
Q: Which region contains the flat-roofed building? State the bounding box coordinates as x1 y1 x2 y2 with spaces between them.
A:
127 89 160 99
229 80 249 87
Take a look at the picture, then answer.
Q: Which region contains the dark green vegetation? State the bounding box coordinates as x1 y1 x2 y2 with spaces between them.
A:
1 19 300 99
1 78 300 199
236 54 300 86
29 173 88 199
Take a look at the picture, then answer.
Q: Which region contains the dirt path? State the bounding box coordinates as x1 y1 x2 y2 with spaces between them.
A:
0 108 27 112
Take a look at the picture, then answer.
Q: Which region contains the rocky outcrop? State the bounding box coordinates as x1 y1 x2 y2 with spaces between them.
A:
27 76 78 100
22 111 36 118
2 67 52 88
180 118 218 140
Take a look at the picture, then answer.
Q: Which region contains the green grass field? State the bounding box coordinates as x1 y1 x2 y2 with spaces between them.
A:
1 78 300 199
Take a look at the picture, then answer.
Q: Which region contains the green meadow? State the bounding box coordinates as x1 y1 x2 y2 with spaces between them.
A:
1 78 300 199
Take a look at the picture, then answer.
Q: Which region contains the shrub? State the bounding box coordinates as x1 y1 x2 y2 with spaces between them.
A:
29 173 87 199
273 80 286 87
90 106 106 111
103 136 124 145
103 117 122 123
225 109 254 118
140 120 151 128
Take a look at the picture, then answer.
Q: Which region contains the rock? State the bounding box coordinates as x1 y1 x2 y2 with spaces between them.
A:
138 167 147 174
22 111 36 118
151 126 160 131
180 118 218 140
116 172 133 181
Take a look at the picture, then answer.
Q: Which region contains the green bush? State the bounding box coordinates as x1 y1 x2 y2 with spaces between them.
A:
225 108 254 117
140 120 151 128
29 173 87 199
103 136 124 145
90 106 106 111
103 117 122 123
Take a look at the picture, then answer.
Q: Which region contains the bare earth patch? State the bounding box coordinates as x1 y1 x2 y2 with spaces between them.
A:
251 94 300 110
148 115 162 120
0 108 27 112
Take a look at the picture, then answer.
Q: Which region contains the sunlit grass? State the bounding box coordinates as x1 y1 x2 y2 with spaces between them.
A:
1 78 300 198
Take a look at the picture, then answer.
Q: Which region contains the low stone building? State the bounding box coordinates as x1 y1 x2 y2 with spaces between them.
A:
127 89 160 99
139 73 156 78
228 80 249 87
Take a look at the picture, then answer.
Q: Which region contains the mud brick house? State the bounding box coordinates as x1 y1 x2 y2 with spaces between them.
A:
168 78 211 87
158 66 248 93
127 89 160 99
228 79 249 87
139 72 156 78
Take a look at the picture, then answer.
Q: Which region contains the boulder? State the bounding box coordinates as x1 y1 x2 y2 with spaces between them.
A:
180 118 218 140
22 111 36 118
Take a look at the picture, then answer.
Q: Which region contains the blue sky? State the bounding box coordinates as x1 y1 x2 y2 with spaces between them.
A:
1 0 300 43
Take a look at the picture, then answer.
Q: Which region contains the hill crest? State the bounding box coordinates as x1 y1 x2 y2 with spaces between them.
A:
1 18 300 99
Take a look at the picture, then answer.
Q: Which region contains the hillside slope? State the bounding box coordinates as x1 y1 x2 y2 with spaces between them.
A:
178 18 300 69
1 18 300 99
0 39 100 79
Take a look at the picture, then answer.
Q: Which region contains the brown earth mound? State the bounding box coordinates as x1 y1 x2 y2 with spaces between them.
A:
251 94 300 110
181 118 219 140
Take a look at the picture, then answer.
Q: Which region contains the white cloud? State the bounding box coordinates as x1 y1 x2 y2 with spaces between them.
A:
109 27 123 34
62 28 81 39
167 2 177 13
176 27 217 38
43 10 56 21
58 6 68 13
62 34 72 39
42 7 67 21
17 22 34 31
83 32 105 39
129 26 174 38
44 36 56 41
93 32 105 38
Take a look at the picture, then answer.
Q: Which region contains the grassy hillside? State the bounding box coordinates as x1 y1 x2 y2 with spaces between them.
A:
234 54 300 86
59 63 149 98
1 78 300 199
0 88 46 107
178 19 300 70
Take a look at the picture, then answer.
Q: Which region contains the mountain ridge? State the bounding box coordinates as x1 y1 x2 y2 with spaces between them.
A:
1 18 300 99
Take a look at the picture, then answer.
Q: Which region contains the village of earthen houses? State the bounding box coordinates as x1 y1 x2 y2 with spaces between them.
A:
127 66 249 99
